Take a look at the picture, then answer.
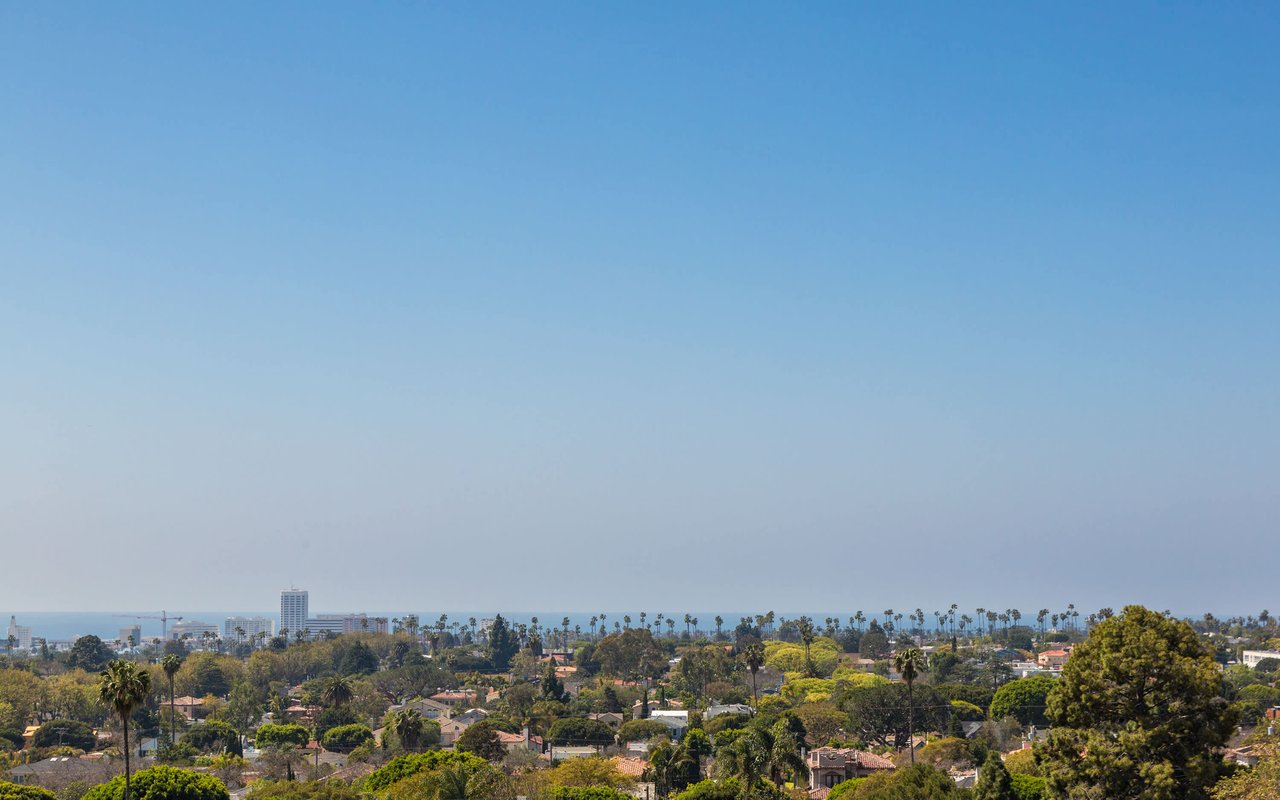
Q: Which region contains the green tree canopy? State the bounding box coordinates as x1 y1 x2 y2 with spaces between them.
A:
840 763 959 799
988 676 1056 727
546 789 634 800
0 782 57 800
1035 605 1236 800
618 718 674 743
973 751 1015 800
66 636 114 672
843 683 951 749
365 751 490 791
594 629 666 682
455 720 505 761
244 780 361 800
182 720 242 756
80 766 229 800
33 718 95 751
546 717 615 746
320 724 373 753
254 723 311 749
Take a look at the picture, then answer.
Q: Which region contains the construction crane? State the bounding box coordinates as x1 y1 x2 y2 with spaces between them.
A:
113 611 184 640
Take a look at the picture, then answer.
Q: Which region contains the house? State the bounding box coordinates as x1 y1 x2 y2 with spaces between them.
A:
454 708 490 726
549 745 602 762
1225 745 1263 767
806 748 896 790
437 718 471 748
705 704 754 719
589 712 626 729
393 697 453 720
1037 649 1071 669
4 756 120 789
170 696 207 721
494 727 541 754
647 710 689 738
430 689 478 707
283 702 322 725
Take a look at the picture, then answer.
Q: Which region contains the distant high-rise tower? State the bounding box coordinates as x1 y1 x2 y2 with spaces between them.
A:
280 590 308 638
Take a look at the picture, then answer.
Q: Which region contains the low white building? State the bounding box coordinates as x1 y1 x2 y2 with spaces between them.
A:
1242 650 1280 669
169 620 219 641
225 616 275 642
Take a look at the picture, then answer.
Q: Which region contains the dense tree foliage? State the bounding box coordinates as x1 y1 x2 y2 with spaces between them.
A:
254 724 311 749
67 637 115 672
80 766 229 800
0 783 57 800
33 718 96 751
988 676 1055 727
1036 606 1236 800
319 723 373 753
366 751 490 791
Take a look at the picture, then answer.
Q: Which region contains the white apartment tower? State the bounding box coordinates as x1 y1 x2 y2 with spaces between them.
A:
280 590 309 638
7 617 33 651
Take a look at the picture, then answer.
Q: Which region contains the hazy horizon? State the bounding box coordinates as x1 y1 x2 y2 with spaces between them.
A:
3 4 1277 612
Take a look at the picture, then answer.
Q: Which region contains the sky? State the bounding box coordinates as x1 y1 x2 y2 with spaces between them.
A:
2 3 1278 616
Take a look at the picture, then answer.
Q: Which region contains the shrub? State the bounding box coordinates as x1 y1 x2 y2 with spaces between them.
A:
182 720 242 756
80 766 229 800
245 780 361 800
320 724 373 753
33 720 96 752
546 789 633 800
1010 773 1047 800
617 719 672 742
989 675 1056 727
365 751 489 791
254 724 311 749
0 782 58 800
545 718 614 747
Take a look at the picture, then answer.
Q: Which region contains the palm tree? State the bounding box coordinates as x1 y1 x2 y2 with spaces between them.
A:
767 719 809 787
99 660 151 800
388 708 424 752
893 646 927 764
715 728 770 799
796 617 817 677
161 654 182 746
741 642 765 704
321 675 354 708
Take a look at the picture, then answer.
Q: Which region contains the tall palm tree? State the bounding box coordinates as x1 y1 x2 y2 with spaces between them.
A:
99 660 151 800
388 708 424 752
767 719 809 787
321 675 354 708
893 646 927 764
741 642 765 704
715 728 770 800
161 654 182 746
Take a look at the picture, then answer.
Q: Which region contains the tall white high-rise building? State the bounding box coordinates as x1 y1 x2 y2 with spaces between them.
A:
280 590 308 638
7 617 33 651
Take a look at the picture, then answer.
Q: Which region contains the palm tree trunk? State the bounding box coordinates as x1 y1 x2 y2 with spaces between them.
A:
169 677 176 746
122 713 131 800
906 680 916 762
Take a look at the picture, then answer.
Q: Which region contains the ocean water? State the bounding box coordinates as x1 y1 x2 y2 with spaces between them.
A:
2 610 823 644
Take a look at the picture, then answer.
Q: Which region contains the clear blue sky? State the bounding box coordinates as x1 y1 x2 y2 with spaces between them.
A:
2 3 1277 615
